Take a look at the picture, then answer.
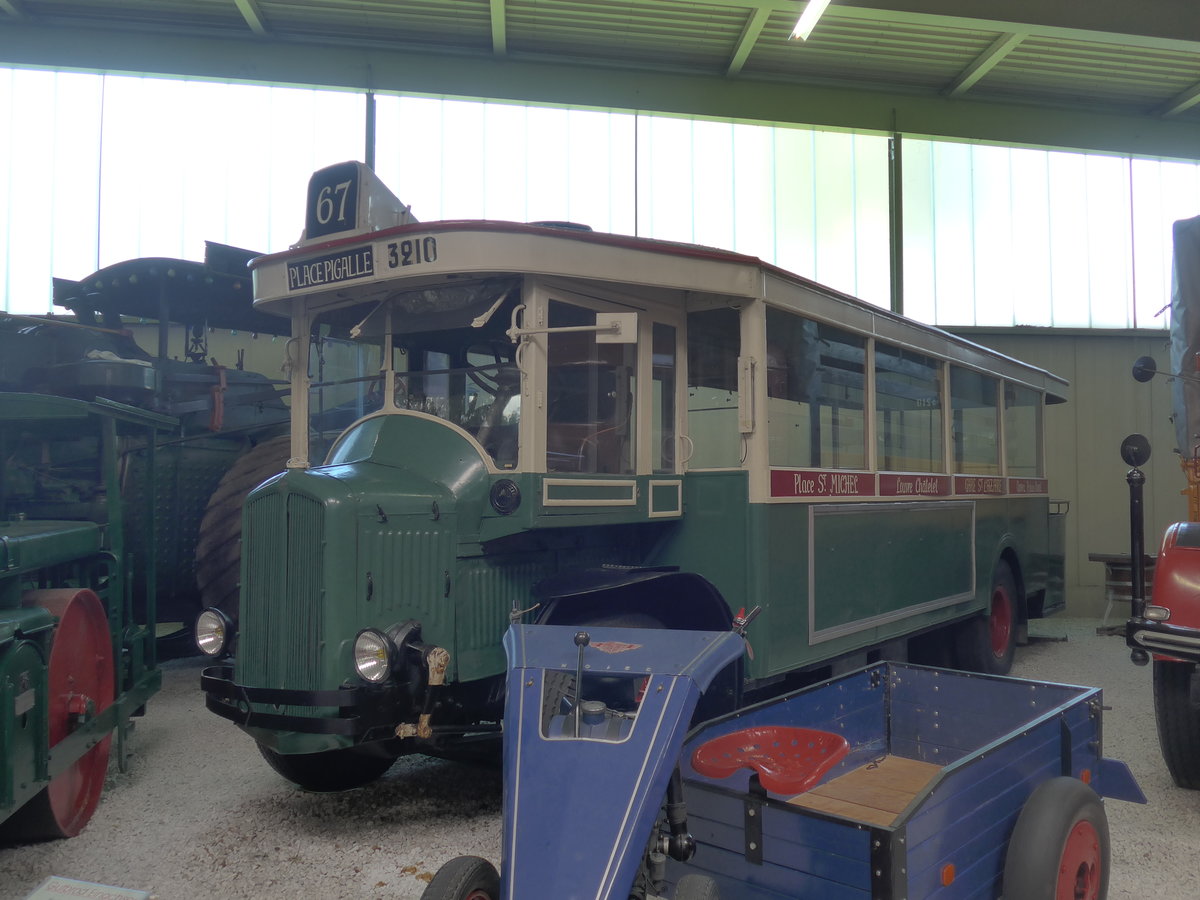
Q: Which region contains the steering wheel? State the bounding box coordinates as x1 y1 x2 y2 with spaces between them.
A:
467 346 519 397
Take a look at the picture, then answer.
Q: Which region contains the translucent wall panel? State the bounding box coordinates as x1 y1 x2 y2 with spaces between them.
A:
6 68 1200 329
96 77 363 263
0 71 362 313
903 139 1199 329
374 96 637 232
635 117 890 307
1131 158 1200 329
1 69 103 314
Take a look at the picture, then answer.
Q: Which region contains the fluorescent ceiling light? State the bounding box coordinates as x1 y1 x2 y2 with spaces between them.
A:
791 0 832 41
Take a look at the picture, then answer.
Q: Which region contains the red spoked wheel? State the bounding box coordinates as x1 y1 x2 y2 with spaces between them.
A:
8 588 115 840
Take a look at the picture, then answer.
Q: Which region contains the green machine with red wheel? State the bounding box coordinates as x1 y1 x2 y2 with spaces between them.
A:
0 392 174 839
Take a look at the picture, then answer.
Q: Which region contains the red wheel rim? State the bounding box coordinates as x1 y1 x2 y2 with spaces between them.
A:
989 582 1014 659
29 588 115 837
1057 819 1102 900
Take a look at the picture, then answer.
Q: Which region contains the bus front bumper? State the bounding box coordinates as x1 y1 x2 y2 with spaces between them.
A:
200 664 403 740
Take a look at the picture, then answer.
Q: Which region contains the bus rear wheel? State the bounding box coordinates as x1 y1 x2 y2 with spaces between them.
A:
954 560 1018 675
257 743 399 792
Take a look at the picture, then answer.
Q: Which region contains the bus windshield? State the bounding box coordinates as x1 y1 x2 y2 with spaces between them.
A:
306 278 522 468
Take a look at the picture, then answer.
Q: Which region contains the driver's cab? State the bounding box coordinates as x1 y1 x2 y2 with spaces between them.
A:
296 275 682 489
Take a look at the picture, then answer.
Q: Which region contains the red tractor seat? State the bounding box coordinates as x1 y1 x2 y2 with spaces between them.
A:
691 726 850 795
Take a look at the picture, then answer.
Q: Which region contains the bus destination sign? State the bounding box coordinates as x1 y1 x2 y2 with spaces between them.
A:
770 469 876 498
879 474 952 497
287 246 375 291
771 470 1047 499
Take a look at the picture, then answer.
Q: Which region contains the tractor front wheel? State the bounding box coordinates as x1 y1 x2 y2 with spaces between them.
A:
421 856 500 900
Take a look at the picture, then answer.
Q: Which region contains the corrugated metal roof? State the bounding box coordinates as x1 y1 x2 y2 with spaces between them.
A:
4 0 1200 139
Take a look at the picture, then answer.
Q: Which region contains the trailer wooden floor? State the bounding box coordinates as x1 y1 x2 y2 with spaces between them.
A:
787 755 942 827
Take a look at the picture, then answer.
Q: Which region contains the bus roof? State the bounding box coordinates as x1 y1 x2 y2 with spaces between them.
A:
250 218 1069 404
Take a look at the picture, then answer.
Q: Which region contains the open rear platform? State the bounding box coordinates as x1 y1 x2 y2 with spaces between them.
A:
786 754 942 827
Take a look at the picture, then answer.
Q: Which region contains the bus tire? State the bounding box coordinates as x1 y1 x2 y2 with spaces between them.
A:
954 559 1018 675
257 743 398 792
1002 776 1109 900
1153 660 1200 789
195 434 292 623
420 855 500 900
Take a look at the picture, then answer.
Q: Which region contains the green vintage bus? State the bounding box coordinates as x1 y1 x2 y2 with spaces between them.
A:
199 162 1068 790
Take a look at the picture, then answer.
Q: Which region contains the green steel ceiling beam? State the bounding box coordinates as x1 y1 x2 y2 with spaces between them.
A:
233 0 269 37
726 6 772 77
490 0 507 57
1160 82 1200 118
3 21 1199 161
944 33 1025 99
829 0 1200 50
623 0 1200 51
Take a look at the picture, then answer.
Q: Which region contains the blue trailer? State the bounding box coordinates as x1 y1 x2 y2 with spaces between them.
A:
423 624 1144 900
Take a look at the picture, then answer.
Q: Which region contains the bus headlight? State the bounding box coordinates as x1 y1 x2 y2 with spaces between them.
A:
195 608 233 657
354 628 396 683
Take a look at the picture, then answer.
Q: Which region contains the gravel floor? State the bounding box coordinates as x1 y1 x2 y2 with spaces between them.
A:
0 617 1196 899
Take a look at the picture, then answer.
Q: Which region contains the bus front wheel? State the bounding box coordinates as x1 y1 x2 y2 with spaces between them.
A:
954 560 1017 675
257 743 399 792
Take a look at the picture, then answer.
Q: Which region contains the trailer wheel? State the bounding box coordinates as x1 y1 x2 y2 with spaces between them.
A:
1153 660 1200 789
1002 776 1109 900
674 874 721 899
0 589 114 841
257 743 399 792
954 559 1017 675
195 434 292 623
420 855 500 900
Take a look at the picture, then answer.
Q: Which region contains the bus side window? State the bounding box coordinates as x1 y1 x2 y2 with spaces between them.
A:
765 308 866 470
951 366 1001 475
546 301 636 474
1005 383 1043 477
875 343 944 473
686 307 742 468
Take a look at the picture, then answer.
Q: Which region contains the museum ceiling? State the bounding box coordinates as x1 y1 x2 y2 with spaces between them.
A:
2 0 1199 158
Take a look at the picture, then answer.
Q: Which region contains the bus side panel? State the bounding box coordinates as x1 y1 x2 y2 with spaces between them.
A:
970 496 1052 615
759 502 977 677
1005 496 1054 612
656 470 755 651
